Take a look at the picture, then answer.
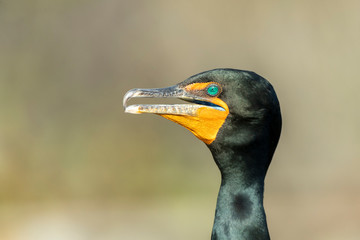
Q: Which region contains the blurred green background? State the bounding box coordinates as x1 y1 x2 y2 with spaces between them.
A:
1 0 360 239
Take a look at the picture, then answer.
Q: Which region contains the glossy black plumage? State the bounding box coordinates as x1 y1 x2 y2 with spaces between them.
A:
124 69 282 240
188 69 281 239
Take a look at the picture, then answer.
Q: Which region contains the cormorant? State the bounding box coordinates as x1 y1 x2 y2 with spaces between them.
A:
123 69 282 240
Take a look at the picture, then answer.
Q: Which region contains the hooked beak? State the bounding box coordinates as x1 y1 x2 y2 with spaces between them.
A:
123 83 229 145
123 85 225 115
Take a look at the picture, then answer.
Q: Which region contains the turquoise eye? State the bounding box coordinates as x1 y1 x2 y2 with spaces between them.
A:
207 84 220 96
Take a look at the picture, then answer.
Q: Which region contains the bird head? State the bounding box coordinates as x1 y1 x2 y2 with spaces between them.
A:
123 69 281 171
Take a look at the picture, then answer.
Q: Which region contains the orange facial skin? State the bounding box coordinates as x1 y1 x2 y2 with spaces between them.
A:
160 82 229 145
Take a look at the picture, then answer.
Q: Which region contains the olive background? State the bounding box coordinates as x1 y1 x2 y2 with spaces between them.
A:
1 1 359 239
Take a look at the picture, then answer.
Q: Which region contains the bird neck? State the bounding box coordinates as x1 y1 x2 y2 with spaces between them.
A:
210 148 270 240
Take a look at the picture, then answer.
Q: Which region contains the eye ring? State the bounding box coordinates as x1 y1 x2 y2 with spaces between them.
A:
206 84 221 97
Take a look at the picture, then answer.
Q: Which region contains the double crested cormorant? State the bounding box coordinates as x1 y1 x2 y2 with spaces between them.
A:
123 69 282 240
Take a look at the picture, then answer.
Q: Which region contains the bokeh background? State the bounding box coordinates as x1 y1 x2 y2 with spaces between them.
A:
1 0 360 239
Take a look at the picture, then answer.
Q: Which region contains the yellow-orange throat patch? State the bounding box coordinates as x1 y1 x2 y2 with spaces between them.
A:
159 82 229 145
